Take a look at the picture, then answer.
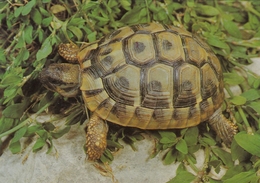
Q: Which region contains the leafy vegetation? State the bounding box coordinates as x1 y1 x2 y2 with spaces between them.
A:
0 0 260 182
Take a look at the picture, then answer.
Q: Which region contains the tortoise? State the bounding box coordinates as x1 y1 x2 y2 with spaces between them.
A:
40 22 237 160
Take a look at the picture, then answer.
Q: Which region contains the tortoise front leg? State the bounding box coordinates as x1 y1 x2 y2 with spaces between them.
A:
86 114 108 160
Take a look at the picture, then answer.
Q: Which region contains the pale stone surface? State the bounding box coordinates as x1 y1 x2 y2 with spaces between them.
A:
0 118 179 183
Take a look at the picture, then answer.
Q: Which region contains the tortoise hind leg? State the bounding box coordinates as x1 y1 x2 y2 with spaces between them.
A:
208 108 237 145
86 114 108 160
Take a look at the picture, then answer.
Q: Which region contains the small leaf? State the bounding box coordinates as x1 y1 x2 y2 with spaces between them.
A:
207 36 229 50
51 126 71 139
163 149 177 165
223 73 245 85
119 0 131 10
158 131 177 139
31 8 42 25
160 137 177 144
68 26 83 40
0 118 14 134
25 125 43 137
100 149 114 163
234 132 260 156
120 7 143 24
223 19 242 39
14 6 23 17
231 140 250 162
2 103 26 118
241 89 260 101
12 126 28 142
248 102 260 114
9 141 21 154
223 170 256 183
176 139 188 154
32 138 46 152
167 170 195 183
50 5 66 14
184 127 198 146
24 25 33 44
222 165 246 180
212 147 233 167
1 74 21 85
229 96 247 105
43 122 56 131
36 36 52 61
42 17 52 27
22 0 36 16
195 5 219 16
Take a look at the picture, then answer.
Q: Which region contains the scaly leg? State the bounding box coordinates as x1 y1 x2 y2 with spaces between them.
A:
208 108 237 145
86 114 108 160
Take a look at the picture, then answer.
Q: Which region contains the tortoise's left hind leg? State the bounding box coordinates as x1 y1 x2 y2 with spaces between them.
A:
86 114 108 161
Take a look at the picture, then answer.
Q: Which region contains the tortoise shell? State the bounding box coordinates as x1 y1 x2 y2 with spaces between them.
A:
66 22 224 129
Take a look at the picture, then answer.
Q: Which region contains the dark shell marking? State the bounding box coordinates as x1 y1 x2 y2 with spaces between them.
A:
79 22 224 129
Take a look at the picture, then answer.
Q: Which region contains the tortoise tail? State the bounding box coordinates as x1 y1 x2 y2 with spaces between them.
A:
208 108 237 146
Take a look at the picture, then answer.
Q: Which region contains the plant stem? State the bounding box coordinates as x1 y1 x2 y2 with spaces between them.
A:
0 93 59 138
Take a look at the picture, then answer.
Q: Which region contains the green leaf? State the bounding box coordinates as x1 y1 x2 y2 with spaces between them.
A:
223 19 242 39
24 25 33 44
195 5 219 16
120 7 143 24
50 4 66 14
25 125 43 137
223 73 245 85
184 127 198 146
22 0 36 16
159 131 177 139
32 138 46 152
100 149 114 163
241 89 260 101
87 31 97 42
206 36 229 50
2 103 26 118
176 139 188 154
248 102 260 114
0 118 14 134
163 149 177 165
231 140 250 162
1 74 21 85
36 36 53 61
42 17 52 27
12 126 28 142
212 147 233 167
51 126 71 139
222 165 246 180
68 26 83 40
9 141 21 154
0 48 6 63
234 132 260 156
31 8 42 25
229 96 247 105
14 6 23 17
167 170 195 183
119 0 131 10
43 122 55 131
223 170 256 183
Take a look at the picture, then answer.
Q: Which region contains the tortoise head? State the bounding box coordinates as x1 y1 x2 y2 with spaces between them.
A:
40 63 81 97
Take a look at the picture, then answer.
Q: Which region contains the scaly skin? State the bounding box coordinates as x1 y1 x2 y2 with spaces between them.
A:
208 108 237 145
86 114 108 160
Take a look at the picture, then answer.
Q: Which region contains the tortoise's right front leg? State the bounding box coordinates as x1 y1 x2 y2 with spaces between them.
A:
86 114 108 161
